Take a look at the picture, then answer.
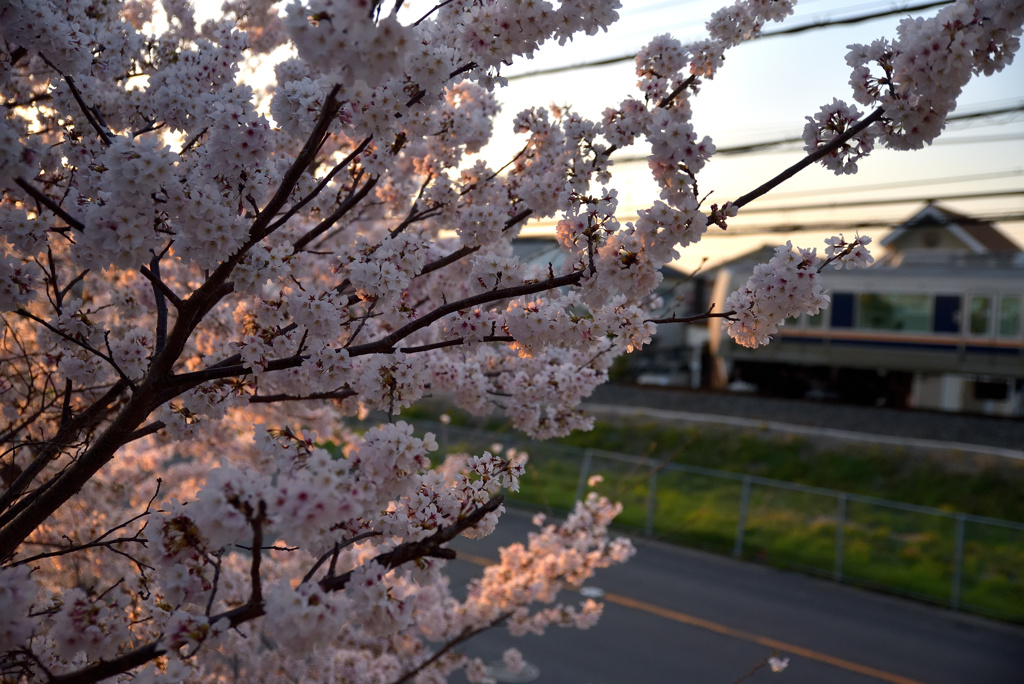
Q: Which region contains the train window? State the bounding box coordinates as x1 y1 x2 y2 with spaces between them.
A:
806 310 825 328
933 295 960 333
969 295 992 335
999 295 1021 338
831 293 855 328
858 293 931 332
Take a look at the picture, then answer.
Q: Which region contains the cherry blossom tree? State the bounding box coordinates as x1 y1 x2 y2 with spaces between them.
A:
0 0 1020 681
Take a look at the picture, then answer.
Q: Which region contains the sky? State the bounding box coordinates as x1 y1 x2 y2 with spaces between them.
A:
194 0 1024 273
396 0 1024 272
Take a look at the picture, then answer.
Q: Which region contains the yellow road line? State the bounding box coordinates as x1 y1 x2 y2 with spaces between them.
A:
455 552 924 684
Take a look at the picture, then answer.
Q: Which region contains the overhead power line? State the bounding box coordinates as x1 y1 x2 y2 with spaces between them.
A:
507 0 953 80
725 190 1024 215
523 190 1024 229
610 103 1024 163
698 213 1024 236
765 169 1024 199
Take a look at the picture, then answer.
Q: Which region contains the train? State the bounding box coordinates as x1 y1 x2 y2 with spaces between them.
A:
708 255 1024 416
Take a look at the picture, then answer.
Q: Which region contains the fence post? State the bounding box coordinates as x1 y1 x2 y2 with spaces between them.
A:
733 475 752 558
951 513 966 610
834 493 847 582
574 449 594 503
645 468 658 538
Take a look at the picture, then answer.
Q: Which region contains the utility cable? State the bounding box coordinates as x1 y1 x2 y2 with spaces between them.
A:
609 104 1024 163
507 0 954 80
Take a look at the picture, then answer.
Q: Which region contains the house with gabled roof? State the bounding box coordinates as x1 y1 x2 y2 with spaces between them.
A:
878 203 1021 265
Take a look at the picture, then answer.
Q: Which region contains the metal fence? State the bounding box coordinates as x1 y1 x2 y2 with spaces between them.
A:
421 420 1024 622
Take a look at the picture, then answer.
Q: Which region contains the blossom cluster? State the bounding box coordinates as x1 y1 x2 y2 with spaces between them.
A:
723 242 831 349
802 0 1024 169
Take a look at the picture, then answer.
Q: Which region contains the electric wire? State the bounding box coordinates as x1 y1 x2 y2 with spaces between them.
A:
506 0 954 80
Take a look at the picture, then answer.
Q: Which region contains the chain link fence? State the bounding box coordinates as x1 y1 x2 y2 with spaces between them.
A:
419 420 1024 622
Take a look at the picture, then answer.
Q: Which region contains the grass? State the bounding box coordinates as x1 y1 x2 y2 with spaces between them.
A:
395 402 1024 621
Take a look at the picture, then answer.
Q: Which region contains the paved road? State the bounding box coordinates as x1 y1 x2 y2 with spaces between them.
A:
587 385 1024 453
446 507 1024 684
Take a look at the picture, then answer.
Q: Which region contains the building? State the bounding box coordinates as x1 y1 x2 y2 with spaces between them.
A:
708 205 1024 416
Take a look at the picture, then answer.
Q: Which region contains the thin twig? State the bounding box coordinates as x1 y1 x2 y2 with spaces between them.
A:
394 611 514 684
300 530 381 584
39 56 113 146
14 178 85 231
647 309 736 325
15 309 133 387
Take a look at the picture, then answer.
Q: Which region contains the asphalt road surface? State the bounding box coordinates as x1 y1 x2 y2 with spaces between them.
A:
445 507 1024 684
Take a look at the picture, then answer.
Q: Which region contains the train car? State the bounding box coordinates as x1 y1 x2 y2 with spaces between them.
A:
709 258 1024 415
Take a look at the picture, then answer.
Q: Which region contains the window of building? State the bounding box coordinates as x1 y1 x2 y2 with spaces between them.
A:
857 293 931 332
974 379 1009 401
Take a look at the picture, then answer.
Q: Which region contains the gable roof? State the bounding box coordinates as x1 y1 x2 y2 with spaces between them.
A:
881 203 1020 254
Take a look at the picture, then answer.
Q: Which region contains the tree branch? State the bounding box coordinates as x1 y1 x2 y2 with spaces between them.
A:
38 56 113 146
292 174 379 252
731 106 885 210
14 178 85 232
647 308 735 325
248 388 357 404
10 480 160 567
14 309 133 389
398 335 514 354
394 611 513 684
348 271 584 357
268 136 373 236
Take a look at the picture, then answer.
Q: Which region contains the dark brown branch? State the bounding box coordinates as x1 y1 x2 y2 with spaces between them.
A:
414 0 456 25
248 388 357 404
0 380 127 525
348 271 583 357
14 309 132 387
417 245 481 278
415 209 532 279
292 174 380 252
731 106 885 210
14 178 85 232
38 56 113 146
0 88 349 562
10 480 160 567
389 205 442 240
398 335 514 354
268 137 373 236
656 74 698 110
139 263 183 310
178 127 208 155
394 611 513 684
125 420 165 442
506 208 533 229
647 309 735 325
2 92 52 108
248 503 266 609
157 270 583 400
300 530 381 584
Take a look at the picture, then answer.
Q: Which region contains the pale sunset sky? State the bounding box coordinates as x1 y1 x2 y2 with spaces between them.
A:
204 0 1024 272
401 0 1024 272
